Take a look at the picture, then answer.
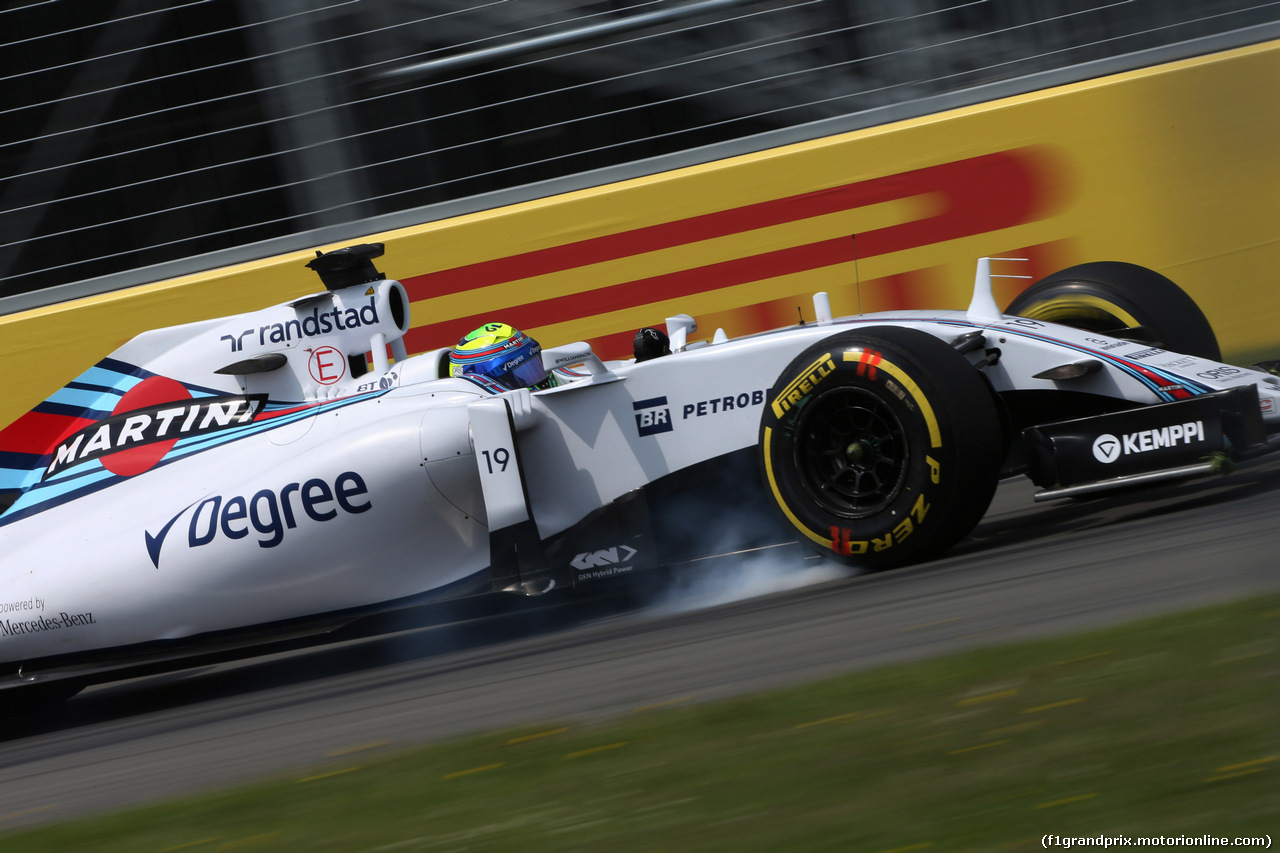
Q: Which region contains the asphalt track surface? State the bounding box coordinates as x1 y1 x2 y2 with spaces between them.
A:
2 458 1279 833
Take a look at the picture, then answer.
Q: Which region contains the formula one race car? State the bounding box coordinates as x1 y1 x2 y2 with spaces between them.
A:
3 244 1278 705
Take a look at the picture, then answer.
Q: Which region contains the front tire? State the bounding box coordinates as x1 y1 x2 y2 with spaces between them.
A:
1006 261 1221 361
759 326 1002 569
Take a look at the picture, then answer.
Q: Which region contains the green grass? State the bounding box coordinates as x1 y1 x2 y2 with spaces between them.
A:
4 595 1277 853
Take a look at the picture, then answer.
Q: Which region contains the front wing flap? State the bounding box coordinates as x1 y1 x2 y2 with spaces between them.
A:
1023 386 1266 493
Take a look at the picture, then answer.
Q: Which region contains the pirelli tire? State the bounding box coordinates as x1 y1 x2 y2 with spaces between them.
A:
1006 261 1221 361
759 326 1002 570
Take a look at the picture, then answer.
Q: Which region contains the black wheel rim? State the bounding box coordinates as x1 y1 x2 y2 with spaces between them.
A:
792 386 909 518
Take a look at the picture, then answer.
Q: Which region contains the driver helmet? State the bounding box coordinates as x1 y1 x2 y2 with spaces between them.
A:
450 322 553 392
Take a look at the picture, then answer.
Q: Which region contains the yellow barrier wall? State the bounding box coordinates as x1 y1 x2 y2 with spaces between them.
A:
3 39 1278 432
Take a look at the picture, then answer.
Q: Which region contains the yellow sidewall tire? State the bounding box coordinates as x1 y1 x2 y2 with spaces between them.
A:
759 326 1002 570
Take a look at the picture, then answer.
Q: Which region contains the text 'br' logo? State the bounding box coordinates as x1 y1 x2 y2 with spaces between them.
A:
1092 434 1122 464
633 396 673 437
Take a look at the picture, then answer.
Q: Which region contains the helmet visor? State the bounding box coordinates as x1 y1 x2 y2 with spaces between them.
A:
501 353 549 390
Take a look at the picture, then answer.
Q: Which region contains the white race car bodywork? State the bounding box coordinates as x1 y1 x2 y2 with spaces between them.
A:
3 248 1278 691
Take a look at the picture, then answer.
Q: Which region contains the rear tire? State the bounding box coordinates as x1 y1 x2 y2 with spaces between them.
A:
1006 261 1220 361
759 326 1002 569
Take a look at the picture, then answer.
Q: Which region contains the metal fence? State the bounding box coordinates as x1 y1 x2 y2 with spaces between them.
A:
3 0 1278 310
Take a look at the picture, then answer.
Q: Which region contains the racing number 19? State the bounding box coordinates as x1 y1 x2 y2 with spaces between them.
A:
481 448 510 474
